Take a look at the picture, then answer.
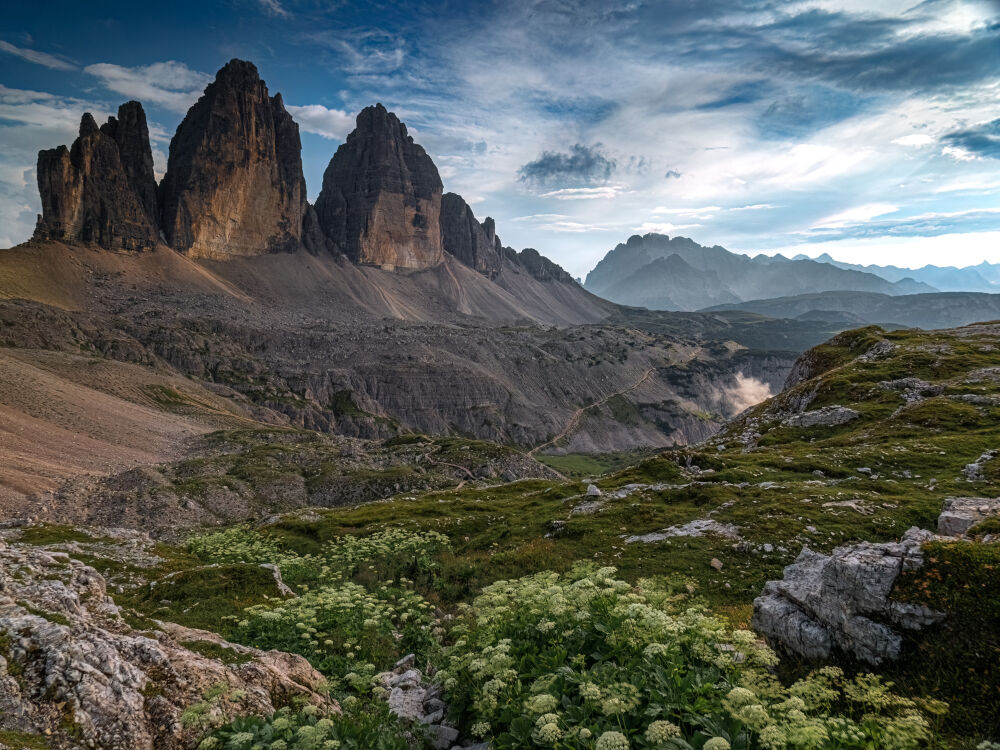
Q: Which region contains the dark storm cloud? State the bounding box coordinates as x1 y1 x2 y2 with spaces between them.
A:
943 119 1000 159
518 143 616 185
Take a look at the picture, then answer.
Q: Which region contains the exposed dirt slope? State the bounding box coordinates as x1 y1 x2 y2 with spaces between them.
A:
0 347 258 510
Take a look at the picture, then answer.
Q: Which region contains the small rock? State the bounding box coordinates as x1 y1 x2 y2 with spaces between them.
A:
586 484 602 496
427 724 460 749
710 558 723 570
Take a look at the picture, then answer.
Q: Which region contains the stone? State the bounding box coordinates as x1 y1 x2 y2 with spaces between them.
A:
783 406 860 428
34 104 159 251
710 557 723 570
752 527 944 664
427 724 460 749
625 519 740 544
159 59 308 258
0 542 335 749
937 497 1000 537
962 450 998 482
440 192 503 279
315 104 444 269
586 484 602 496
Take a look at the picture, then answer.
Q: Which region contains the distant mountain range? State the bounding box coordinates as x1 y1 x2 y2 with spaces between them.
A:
795 253 1000 293
583 234 933 310
702 291 1000 330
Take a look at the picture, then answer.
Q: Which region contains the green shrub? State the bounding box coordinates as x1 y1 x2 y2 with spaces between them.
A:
201 702 417 750
436 565 933 749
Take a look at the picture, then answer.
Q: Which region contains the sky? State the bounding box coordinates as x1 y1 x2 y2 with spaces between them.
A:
1 0 999 279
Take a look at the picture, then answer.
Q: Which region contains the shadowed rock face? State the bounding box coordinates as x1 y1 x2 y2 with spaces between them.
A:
315 104 444 269
34 105 159 251
441 192 503 279
158 59 308 258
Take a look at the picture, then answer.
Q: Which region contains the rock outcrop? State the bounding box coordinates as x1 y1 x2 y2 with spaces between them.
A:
937 496 1000 536
440 192 503 279
0 539 335 749
159 59 308 258
314 104 444 269
34 104 159 251
503 247 575 283
752 527 944 664
782 405 860 428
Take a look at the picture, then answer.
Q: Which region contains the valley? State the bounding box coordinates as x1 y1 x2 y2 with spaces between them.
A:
0 48 997 750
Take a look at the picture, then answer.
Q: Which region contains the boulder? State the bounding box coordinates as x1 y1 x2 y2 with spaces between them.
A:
34 104 159 251
752 527 944 664
937 497 1000 537
0 541 335 749
315 104 444 269
159 59 309 258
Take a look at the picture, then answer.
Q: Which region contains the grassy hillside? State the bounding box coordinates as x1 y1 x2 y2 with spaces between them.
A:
5 322 1000 748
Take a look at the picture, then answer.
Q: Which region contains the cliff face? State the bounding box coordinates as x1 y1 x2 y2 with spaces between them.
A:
158 59 308 259
34 105 159 252
314 104 444 270
440 192 503 279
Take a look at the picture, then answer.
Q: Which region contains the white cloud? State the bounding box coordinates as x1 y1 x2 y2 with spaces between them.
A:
84 61 211 113
636 222 701 234
892 134 934 147
0 41 74 71
537 220 618 232
285 104 355 140
651 205 720 214
257 0 290 17
812 203 900 229
730 203 777 211
941 145 978 162
539 186 624 200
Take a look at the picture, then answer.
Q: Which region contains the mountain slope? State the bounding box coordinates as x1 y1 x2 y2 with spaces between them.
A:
585 233 936 310
703 290 1000 330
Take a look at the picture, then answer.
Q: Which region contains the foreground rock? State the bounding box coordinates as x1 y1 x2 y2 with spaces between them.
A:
34 104 159 251
752 527 944 664
937 496 1000 536
0 540 335 749
159 59 309 258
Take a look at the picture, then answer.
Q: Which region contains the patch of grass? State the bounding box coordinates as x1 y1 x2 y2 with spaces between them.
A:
890 540 1000 739
179 639 254 665
122 563 286 633
0 730 52 750
535 449 657 478
17 524 95 545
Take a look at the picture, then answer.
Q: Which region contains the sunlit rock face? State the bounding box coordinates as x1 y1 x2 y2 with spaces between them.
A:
314 104 444 270
34 103 159 252
158 59 308 259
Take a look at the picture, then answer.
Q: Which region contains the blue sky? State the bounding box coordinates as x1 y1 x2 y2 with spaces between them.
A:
1 0 999 278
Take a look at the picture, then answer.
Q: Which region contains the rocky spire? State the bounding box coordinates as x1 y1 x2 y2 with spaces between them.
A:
34 105 159 252
440 192 503 279
158 59 308 258
314 104 444 270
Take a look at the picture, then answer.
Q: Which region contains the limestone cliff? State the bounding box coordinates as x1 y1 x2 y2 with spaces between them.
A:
314 104 444 269
34 104 159 251
440 192 503 279
158 59 308 258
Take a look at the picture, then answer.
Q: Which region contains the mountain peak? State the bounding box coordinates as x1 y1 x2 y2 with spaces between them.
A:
158 58 308 258
314 103 444 269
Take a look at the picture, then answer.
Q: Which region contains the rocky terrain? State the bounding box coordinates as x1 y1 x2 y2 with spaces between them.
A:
1 321 998 748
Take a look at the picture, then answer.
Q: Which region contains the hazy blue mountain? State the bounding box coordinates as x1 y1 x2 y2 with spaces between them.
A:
799 253 1000 293
584 234 935 310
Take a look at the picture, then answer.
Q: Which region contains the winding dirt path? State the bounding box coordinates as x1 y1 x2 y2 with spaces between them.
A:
528 367 657 457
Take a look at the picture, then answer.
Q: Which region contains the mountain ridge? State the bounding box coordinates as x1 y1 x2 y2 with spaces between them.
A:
584 233 934 310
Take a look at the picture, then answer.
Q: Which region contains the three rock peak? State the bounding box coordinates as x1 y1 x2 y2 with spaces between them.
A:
32 58 570 282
